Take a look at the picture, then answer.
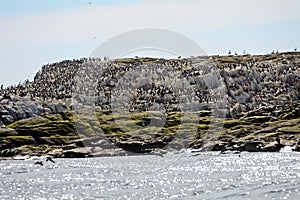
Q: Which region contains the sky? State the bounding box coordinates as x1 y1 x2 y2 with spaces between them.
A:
0 0 300 87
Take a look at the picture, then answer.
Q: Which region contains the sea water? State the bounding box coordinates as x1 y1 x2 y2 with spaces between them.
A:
0 152 299 200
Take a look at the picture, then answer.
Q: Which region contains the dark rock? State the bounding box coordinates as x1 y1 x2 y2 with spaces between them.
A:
293 145 300 152
0 148 21 157
210 142 228 151
59 147 92 158
244 141 263 152
262 141 281 152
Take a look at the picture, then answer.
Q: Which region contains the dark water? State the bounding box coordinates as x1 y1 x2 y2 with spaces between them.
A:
0 151 299 200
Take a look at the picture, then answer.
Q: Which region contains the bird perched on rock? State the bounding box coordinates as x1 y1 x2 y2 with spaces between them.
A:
274 106 280 118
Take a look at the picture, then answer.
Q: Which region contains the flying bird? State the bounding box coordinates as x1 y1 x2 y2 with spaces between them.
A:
46 156 55 163
34 161 43 166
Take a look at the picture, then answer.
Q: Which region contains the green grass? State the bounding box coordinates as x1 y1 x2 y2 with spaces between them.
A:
0 128 18 137
224 119 241 128
6 136 35 146
278 124 300 134
7 116 51 129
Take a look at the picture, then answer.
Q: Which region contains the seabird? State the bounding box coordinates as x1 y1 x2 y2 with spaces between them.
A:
274 106 280 118
34 161 43 166
46 156 55 163
276 137 281 145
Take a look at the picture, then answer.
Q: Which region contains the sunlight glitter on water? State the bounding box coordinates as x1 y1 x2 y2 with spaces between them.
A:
0 152 300 199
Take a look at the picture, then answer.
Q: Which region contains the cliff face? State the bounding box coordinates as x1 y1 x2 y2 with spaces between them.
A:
218 54 299 118
0 52 299 157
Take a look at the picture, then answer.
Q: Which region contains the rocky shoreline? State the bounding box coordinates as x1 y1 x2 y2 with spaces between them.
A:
1 52 300 158
0 102 299 158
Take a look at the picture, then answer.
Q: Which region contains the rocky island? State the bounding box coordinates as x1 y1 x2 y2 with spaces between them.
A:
0 52 299 158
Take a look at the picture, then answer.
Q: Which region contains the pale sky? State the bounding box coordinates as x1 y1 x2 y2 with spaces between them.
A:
1 0 300 87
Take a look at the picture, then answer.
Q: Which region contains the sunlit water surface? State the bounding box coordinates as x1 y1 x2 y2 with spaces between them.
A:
0 152 299 199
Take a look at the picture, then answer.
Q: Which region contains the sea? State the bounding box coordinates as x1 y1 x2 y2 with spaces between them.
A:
0 150 299 200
